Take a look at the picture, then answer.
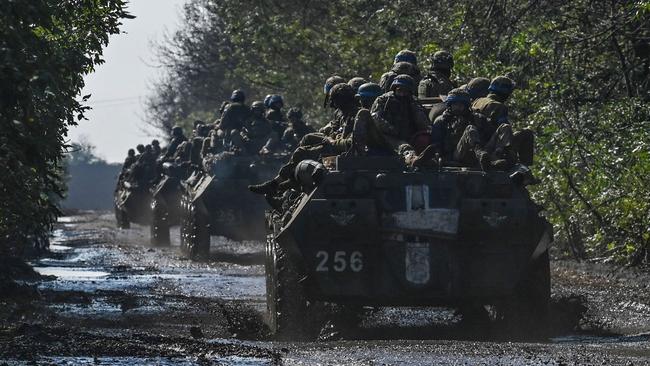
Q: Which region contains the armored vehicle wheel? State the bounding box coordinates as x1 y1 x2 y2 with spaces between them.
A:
184 196 210 260
150 198 170 246
115 204 130 229
266 235 312 340
499 250 551 336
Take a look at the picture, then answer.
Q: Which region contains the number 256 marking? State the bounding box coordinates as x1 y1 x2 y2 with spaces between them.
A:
316 251 363 272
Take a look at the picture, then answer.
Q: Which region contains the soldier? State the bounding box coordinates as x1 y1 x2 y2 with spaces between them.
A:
472 76 534 166
163 126 187 160
135 144 145 159
351 82 393 155
249 83 362 195
282 108 315 151
379 61 422 94
430 88 481 166
220 89 251 134
371 74 429 155
244 101 274 153
120 149 136 174
319 75 347 136
151 140 161 157
465 77 491 102
418 50 456 99
347 77 367 94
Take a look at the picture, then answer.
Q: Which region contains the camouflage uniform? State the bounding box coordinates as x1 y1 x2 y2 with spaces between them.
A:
244 101 274 153
371 75 429 152
220 102 251 133
379 61 422 93
164 127 187 160
282 108 315 151
418 51 456 99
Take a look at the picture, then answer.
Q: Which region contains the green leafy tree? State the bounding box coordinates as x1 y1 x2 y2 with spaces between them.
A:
0 1 132 256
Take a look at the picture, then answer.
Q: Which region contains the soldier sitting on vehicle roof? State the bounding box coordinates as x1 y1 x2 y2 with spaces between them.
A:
243 101 276 154
370 74 432 166
281 107 315 151
379 49 422 94
472 76 535 167
248 83 363 196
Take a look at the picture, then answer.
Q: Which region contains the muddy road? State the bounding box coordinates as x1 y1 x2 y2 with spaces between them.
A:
1 212 649 365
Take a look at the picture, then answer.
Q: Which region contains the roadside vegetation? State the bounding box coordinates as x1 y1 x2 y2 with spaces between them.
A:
0 1 131 262
148 0 650 265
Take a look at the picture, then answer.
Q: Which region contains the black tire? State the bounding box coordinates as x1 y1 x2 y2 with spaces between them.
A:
185 197 210 260
499 250 551 336
266 235 311 340
115 203 130 229
150 198 170 246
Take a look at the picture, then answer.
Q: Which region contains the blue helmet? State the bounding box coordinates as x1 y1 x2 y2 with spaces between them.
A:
269 94 284 108
356 82 382 99
488 76 515 95
390 74 415 93
394 49 417 65
230 89 245 103
263 94 272 108
444 88 471 106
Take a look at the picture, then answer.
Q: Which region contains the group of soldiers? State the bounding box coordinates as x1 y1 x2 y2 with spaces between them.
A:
118 91 312 188
249 49 534 198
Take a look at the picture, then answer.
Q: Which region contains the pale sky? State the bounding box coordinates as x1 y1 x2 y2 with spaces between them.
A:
69 0 186 163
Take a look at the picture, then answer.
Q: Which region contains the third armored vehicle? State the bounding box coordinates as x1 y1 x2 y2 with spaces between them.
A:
180 153 288 259
265 156 553 338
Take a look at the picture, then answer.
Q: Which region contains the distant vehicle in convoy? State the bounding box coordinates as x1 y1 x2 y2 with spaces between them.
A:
114 179 152 229
180 153 289 260
265 156 553 339
150 162 186 246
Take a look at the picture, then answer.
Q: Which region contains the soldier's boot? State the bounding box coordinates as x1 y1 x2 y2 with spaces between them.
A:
474 147 491 171
248 178 279 195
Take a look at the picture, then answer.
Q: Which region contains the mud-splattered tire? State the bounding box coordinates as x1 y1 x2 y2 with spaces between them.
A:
183 196 210 260
266 235 311 340
499 250 551 336
150 198 170 246
115 204 130 229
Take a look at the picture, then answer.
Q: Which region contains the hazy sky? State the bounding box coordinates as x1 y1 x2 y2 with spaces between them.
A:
69 0 186 163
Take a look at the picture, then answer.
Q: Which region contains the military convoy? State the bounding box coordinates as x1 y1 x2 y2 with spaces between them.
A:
264 156 553 338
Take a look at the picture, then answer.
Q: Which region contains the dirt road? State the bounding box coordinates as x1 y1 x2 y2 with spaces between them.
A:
1 212 649 365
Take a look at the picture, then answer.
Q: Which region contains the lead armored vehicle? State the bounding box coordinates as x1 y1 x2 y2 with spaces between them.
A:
180 153 289 259
265 156 553 338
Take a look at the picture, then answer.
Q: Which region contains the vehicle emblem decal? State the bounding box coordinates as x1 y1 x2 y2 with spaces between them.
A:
405 243 430 285
483 211 507 228
330 211 355 226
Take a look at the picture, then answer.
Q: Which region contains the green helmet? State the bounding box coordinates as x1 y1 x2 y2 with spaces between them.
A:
329 83 356 107
391 61 418 77
324 75 346 95
488 76 515 95
466 77 490 99
251 101 265 112
347 77 367 92
431 50 453 70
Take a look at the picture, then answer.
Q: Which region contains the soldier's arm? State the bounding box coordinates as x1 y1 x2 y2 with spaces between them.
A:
370 96 398 136
418 79 431 99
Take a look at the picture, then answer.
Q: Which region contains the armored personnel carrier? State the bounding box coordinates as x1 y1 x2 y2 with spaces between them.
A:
180 153 288 259
150 163 187 245
114 179 152 229
265 156 553 338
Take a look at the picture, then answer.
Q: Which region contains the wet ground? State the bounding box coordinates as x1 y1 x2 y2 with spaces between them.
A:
1 212 649 365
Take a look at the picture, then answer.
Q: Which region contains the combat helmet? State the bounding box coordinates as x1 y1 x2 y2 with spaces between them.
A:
394 49 417 65
390 74 416 94
444 87 471 106
171 126 184 137
356 82 383 98
347 77 367 93
230 89 245 103
251 101 265 112
466 77 491 99
324 75 346 95
431 50 454 70
268 94 284 108
329 83 356 107
488 76 515 96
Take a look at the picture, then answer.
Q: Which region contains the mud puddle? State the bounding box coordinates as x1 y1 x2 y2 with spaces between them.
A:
3 213 650 365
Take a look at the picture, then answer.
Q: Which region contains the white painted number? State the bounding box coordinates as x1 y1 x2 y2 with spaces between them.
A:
315 251 363 272
316 251 329 272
